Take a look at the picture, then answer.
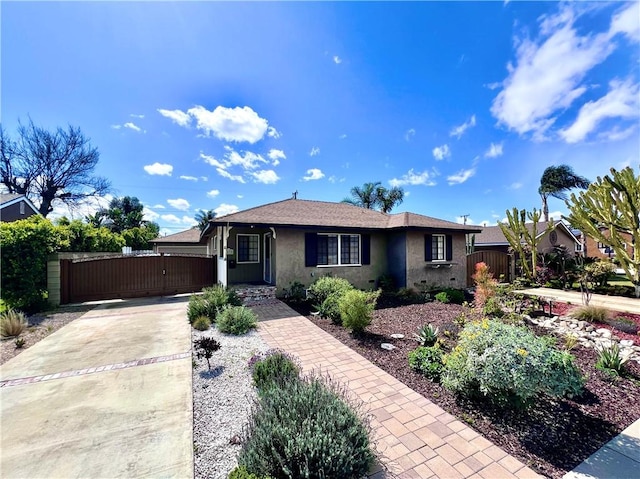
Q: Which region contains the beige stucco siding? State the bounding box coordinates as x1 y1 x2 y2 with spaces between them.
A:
274 229 388 293
405 231 468 290
537 228 577 255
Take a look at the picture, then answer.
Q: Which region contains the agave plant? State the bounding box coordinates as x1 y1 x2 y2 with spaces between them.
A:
413 324 440 347
595 343 629 376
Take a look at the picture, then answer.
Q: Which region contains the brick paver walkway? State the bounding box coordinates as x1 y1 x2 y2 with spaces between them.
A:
252 301 542 479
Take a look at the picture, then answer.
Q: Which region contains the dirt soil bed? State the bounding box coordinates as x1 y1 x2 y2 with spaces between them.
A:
1 305 95 365
288 299 640 479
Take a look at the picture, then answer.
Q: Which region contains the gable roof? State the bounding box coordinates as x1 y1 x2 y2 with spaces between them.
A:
0 194 41 216
205 198 480 234
475 221 580 246
150 228 205 244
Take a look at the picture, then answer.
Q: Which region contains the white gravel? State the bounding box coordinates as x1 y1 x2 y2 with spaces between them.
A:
192 325 269 479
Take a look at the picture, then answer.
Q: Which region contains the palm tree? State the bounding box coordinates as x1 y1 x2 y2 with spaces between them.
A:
195 209 216 232
376 185 404 213
342 182 382 210
538 165 590 222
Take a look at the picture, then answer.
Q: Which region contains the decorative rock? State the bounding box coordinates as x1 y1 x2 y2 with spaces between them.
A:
381 343 396 351
585 326 595 332
390 333 405 339
620 339 634 347
596 328 612 338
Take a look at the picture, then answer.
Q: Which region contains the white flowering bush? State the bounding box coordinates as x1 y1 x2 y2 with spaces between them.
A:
442 319 584 408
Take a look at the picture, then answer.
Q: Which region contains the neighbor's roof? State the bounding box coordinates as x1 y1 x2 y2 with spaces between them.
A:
0 193 23 205
475 221 578 245
206 198 481 233
151 228 205 244
0 193 41 215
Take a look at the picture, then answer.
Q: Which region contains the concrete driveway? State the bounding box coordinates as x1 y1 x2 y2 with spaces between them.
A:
0 296 194 479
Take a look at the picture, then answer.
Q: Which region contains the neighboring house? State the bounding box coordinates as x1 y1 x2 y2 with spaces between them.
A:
583 226 635 260
475 221 582 256
0 194 41 222
149 228 209 255
201 198 480 293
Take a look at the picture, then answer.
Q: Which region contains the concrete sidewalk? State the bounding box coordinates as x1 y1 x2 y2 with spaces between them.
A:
517 287 640 314
0 296 194 479
252 301 542 479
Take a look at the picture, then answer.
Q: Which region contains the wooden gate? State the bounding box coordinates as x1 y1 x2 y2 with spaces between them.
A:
60 254 216 304
466 251 510 286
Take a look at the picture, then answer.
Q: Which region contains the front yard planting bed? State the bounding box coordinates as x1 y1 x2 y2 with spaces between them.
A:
290 300 640 479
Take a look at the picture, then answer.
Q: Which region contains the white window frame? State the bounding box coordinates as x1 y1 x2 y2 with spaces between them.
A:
236 234 260 264
317 233 361 267
431 234 446 262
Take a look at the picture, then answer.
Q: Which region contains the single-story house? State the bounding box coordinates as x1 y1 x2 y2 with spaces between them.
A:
201 198 480 293
0 194 41 222
150 228 209 255
474 221 582 256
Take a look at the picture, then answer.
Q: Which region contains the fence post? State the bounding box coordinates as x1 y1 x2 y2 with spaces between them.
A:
47 254 61 306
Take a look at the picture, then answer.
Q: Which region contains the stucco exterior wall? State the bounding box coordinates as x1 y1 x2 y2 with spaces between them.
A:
538 228 577 255
405 231 468 290
274 228 388 294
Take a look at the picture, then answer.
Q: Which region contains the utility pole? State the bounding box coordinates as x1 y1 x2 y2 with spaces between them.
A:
461 214 469 225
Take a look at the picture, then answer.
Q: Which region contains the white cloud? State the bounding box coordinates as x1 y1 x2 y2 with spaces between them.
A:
143 206 159 222
157 108 191 127
490 4 618 138
123 122 143 133
144 162 173 176
610 2 640 42
201 153 227 169
389 169 437 187
207 189 220 198
187 105 268 143
339 134 347 139
309 146 320 157
559 79 640 143
251 170 280 184
450 115 476 139
267 126 281 139
167 198 190 211
237 195 244 199
216 168 246 183
600 125 636 142
267 149 286 165
214 203 239 217
161 214 182 224
328 175 345 183
484 142 504 158
225 148 268 170
179 175 198 181
48 194 114 222
182 216 198 227
432 144 451 161
130 114 145 119
447 168 476 185
152 204 165 209
201 176 208 181
333 55 342 64
110 125 122 130
509 182 523 190
405 128 416 141
302 168 325 181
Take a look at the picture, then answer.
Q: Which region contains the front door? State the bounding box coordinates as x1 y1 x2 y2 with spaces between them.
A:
264 233 272 284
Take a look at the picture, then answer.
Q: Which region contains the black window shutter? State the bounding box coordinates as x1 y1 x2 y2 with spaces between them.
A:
425 234 432 261
446 235 453 261
361 234 371 265
305 233 318 267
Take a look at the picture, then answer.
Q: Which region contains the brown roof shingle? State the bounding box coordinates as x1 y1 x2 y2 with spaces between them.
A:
151 228 204 244
208 199 480 232
475 222 573 245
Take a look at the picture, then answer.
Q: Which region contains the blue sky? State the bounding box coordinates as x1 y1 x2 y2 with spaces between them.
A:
2 1 639 235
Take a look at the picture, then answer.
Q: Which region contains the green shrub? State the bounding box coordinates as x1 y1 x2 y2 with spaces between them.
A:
395 287 424 304
435 292 450 304
283 281 307 302
192 315 211 331
0 309 27 338
217 306 257 335
483 296 504 317
249 350 300 393
596 343 629 376
413 324 440 346
204 284 242 311
408 346 443 380
339 289 380 334
238 373 375 478
193 336 221 370
570 305 611 323
228 466 267 479
307 276 354 305
377 274 396 292
56 218 125 252
442 319 584 408
187 295 217 324
0 216 65 312
319 291 345 324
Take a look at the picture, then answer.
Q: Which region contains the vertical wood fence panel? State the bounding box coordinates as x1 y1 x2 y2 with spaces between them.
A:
466 251 511 286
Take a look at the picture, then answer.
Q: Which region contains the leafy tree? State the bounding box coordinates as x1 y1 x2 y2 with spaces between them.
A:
565 167 640 298
55 218 125 252
0 119 110 217
538 165 590 222
195 209 216 232
100 196 146 233
121 224 160 250
342 181 404 213
499 208 553 281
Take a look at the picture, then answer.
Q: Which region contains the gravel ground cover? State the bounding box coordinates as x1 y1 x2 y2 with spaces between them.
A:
191 326 269 479
288 298 640 479
1 305 95 364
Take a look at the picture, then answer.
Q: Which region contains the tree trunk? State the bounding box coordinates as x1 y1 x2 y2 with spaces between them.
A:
541 195 549 222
